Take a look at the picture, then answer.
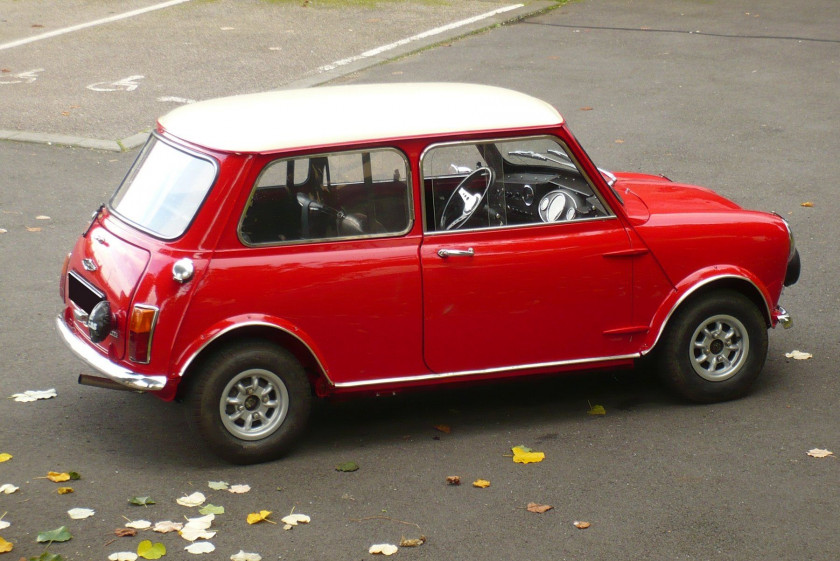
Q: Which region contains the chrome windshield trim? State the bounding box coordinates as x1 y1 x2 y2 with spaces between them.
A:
333 353 639 389
56 315 166 391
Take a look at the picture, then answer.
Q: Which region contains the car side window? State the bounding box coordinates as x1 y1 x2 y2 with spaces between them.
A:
422 137 610 232
239 148 412 245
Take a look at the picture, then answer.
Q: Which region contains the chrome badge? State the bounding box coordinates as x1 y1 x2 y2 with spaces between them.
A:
82 258 98 272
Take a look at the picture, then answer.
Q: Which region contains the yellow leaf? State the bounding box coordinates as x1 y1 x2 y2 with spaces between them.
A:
57 487 74 495
246 510 272 525
0 453 11 463
574 520 591 529
512 446 545 464
47 471 71 482
588 404 606 415
800 201 814 207
807 448 833 458
472 479 490 488
0 536 12 553
526 502 553 513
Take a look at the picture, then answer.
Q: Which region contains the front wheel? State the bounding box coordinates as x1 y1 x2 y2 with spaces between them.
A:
654 290 768 403
186 341 312 464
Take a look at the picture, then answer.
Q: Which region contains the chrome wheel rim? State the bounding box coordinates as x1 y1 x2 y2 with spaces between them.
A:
690 314 749 382
220 368 289 441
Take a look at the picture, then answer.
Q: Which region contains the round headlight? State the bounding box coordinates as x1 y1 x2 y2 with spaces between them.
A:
88 300 112 343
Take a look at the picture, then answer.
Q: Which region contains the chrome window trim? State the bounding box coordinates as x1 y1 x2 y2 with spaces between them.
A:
109 133 220 241
640 274 771 356
237 147 415 248
419 134 616 234
334 353 640 389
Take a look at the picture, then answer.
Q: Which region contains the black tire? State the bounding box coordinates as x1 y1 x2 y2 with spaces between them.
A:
654 290 768 403
186 341 312 464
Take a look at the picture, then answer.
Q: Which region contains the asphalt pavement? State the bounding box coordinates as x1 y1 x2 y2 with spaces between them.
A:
1 1 839 560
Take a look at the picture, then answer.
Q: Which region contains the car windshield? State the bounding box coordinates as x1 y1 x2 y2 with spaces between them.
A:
110 136 217 239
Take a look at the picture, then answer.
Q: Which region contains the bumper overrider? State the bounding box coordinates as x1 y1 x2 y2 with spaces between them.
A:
55 314 166 392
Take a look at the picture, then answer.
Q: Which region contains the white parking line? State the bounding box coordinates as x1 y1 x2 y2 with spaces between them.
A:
318 4 525 72
0 0 191 51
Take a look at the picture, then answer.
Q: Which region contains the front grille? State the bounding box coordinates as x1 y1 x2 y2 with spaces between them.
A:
68 271 104 314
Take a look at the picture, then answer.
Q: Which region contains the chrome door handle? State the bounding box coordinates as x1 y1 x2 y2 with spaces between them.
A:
437 247 475 258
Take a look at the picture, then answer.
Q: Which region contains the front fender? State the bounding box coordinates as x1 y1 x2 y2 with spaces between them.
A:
641 268 773 355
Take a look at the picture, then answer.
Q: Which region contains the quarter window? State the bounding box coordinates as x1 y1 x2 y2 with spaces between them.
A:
422 137 611 232
240 148 412 245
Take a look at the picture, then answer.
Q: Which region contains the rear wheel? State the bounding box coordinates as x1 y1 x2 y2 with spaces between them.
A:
655 290 767 403
186 341 312 464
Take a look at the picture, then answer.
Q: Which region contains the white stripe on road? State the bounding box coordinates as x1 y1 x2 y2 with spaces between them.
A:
318 4 525 72
0 0 192 51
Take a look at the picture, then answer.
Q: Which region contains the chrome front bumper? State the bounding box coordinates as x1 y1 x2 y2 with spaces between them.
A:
55 314 166 392
774 306 793 330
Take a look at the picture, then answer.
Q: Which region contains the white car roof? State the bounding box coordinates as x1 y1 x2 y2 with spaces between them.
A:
157 83 564 154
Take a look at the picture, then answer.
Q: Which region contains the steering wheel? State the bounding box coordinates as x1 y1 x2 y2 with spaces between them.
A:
439 167 495 230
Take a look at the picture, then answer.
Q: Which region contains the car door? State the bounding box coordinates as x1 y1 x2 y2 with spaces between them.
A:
420 137 636 374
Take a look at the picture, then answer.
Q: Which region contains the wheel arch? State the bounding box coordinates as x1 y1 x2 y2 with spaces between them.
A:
174 319 332 400
643 273 771 356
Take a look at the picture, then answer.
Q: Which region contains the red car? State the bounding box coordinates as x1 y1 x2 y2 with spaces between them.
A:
56 83 800 464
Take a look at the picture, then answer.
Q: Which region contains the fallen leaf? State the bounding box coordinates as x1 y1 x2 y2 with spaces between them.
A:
125 520 152 530
335 461 359 472
67 508 94 519
47 472 71 482
11 388 56 402
199 504 224 515
179 528 216 542
129 496 155 506
152 521 182 533
807 448 834 458
35 215 51 220
37 525 72 543
227 484 250 494
526 502 553 513
185 542 215 554
108 553 138 561
800 201 814 207
579 106 594 111
0 453 11 463
785 350 812 360
0 229 6 234
230 551 261 561
176 492 206 507
29 553 64 561
615 139 625 144
0 521 9 530
399 536 426 547
512 445 545 464
434 424 451 434
279 513 309 527
57 487 74 495
472 479 490 488
137 540 166 560
0 484 18 494
182 514 214 530
573 521 591 529
115 528 138 537
0 536 12 553
246 511 272 525
207 481 229 491
369 544 398 556
588 403 606 415
68 471 81 480
445 475 461 486
26 226 42 232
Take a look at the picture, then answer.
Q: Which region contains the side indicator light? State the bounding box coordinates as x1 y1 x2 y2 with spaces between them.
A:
128 306 159 364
